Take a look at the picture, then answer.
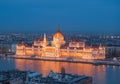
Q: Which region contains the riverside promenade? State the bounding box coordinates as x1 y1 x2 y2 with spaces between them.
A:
3 55 120 66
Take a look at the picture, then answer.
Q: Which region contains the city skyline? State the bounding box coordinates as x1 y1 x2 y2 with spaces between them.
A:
0 0 120 34
0 1 120 83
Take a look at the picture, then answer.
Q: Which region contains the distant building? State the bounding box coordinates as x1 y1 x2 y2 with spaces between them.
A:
0 70 42 84
0 70 92 84
0 44 11 54
40 70 92 84
105 45 120 58
0 70 25 84
16 27 105 59
11 44 16 53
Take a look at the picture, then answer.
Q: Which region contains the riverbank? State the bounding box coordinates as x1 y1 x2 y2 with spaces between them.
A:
5 55 120 66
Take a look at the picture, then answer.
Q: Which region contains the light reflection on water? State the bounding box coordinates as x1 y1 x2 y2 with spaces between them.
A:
0 58 120 84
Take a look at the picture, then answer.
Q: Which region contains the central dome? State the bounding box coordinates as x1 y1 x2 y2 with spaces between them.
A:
53 29 64 39
52 28 65 47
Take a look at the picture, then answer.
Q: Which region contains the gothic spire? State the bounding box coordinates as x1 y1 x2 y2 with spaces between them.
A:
43 33 47 42
57 24 60 32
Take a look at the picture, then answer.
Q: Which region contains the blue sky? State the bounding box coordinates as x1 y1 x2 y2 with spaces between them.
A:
0 0 120 34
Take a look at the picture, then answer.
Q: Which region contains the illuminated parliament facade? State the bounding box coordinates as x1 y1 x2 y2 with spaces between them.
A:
16 28 105 59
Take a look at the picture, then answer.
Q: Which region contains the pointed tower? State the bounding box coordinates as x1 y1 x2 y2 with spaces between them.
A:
42 33 48 47
98 43 105 59
43 33 47 43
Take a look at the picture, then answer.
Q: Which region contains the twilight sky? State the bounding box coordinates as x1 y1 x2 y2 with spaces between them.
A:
0 0 120 34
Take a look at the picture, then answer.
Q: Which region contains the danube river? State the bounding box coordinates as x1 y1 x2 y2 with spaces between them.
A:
0 58 120 84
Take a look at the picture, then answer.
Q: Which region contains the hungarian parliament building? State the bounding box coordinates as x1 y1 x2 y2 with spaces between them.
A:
16 28 105 59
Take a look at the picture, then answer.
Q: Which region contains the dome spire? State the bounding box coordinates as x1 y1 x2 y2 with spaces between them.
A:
57 24 60 32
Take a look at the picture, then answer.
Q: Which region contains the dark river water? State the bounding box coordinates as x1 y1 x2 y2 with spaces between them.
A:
0 58 120 84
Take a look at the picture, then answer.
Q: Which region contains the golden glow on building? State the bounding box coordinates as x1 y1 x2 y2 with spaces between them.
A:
16 28 105 59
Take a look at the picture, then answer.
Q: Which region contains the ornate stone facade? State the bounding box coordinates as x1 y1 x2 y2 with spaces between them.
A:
16 29 105 59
